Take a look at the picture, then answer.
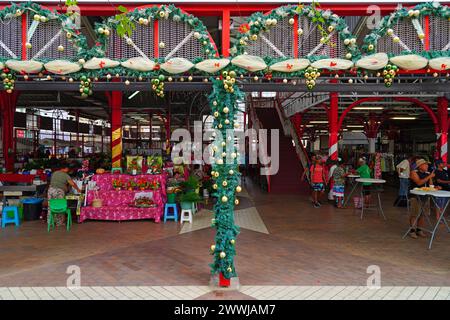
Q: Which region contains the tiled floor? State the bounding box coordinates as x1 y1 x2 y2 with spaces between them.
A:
0 181 449 299
0 286 448 300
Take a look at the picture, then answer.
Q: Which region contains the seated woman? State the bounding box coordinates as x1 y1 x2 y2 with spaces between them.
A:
48 162 82 227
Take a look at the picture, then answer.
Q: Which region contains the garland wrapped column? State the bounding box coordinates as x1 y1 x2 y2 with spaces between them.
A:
209 72 243 286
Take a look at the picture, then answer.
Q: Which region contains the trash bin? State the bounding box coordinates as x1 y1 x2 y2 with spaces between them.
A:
22 198 44 221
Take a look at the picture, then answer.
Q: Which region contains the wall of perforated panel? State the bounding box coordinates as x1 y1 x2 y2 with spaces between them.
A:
377 18 424 54
298 16 345 58
246 19 293 57
429 15 450 51
0 16 22 59
106 25 154 60
27 14 76 60
159 19 206 60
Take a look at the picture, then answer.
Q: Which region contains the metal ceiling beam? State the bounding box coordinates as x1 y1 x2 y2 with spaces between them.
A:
10 81 450 93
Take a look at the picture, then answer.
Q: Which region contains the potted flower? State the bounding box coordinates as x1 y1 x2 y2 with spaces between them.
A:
178 191 202 210
166 180 181 204
126 180 137 191
180 175 201 193
137 178 149 190
112 179 124 191
149 180 160 190
128 159 139 175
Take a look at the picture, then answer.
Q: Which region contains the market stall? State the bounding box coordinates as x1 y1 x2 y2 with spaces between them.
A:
80 173 167 223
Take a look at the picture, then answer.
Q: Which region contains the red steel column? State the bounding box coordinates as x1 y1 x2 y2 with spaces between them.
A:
108 91 123 168
222 9 230 57
0 91 19 172
328 91 339 160
438 96 448 163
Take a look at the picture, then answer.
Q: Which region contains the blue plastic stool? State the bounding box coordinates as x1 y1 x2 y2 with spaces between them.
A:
164 203 178 222
2 206 20 228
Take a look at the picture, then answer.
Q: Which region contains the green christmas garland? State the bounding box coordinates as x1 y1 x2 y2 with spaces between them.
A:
208 73 243 280
362 2 450 54
232 4 361 61
94 4 218 59
0 2 90 61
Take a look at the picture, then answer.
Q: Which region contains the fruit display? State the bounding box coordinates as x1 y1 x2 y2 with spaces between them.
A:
304 66 320 90
382 64 398 87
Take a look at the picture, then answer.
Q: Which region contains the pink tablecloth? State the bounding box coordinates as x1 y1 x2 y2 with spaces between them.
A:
80 173 167 223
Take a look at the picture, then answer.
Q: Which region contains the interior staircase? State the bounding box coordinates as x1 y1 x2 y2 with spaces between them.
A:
253 106 310 194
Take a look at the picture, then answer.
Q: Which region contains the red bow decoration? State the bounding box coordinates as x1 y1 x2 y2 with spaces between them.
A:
214 63 220 67
330 61 337 67
441 64 447 70
99 61 106 68
286 63 293 70
239 23 250 34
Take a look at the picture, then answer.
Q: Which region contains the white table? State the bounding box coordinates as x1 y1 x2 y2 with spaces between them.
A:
404 189 450 249
354 178 387 220
343 174 360 206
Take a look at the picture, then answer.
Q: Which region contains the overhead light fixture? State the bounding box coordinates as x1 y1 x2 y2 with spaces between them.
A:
128 91 140 100
309 121 328 124
391 117 416 120
347 125 364 128
354 106 384 110
351 130 365 133
305 124 314 127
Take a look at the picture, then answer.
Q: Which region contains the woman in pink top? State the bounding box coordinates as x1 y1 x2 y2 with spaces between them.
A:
310 155 327 208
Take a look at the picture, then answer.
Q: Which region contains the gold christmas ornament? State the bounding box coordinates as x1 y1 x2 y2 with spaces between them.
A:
230 239 236 245
210 244 216 251
236 186 242 193
219 252 226 259
235 199 240 205
221 196 228 202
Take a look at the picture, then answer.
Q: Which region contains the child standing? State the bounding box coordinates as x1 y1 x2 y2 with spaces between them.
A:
332 159 347 208
311 155 327 208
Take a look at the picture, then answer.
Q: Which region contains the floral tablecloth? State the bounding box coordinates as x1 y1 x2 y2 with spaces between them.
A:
80 173 167 223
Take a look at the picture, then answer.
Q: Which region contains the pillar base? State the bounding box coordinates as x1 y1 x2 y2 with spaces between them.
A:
209 274 240 291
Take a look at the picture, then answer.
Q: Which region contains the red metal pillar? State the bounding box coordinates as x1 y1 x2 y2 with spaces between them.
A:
438 96 448 164
0 91 19 172
328 91 339 160
222 9 230 57
106 91 123 168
